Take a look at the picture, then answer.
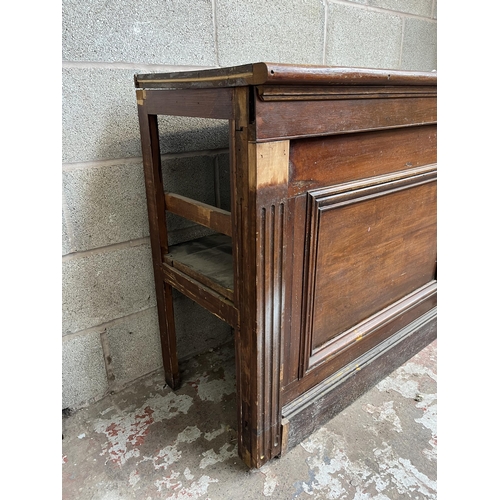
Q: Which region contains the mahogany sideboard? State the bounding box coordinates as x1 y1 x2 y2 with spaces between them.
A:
134 63 437 469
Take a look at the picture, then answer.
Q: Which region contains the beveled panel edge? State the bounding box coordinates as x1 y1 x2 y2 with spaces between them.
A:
280 307 437 454
311 164 437 206
257 85 437 102
300 165 437 376
307 281 436 371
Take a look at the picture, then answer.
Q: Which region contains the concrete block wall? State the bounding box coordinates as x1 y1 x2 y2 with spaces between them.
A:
62 0 437 409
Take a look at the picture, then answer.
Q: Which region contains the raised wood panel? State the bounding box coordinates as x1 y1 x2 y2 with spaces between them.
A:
303 167 437 370
283 284 436 403
255 96 436 141
282 307 437 451
289 125 437 196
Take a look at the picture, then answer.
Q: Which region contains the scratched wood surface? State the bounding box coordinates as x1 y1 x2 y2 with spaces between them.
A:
135 63 438 469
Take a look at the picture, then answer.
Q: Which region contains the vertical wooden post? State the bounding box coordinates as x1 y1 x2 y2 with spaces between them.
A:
232 87 289 467
137 100 180 390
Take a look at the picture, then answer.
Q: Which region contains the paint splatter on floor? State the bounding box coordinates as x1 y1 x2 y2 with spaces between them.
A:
62 340 437 500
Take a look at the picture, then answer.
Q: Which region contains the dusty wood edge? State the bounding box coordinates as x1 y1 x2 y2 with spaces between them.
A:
161 263 238 328
165 192 232 237
134 63 437 89
256 85 437 102
280 307 437 455
164 257 234 302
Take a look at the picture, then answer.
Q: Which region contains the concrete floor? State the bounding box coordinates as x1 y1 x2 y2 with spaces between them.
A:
62 339 437 500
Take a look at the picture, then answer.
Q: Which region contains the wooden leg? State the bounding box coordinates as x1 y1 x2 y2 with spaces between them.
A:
159 282 180 389
137 104 180 390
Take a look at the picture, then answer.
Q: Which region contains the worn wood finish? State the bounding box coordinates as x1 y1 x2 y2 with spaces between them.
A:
289 125 437 196
164 192 232 237
306 167 437 350
135 62 437 89
164 234 233 301
255 95 436 141
231 87 289 468
137 88 233 119
137 109 180 390
282 308 437 453
257 85 437 101
161 263 238 328
135 63 438 469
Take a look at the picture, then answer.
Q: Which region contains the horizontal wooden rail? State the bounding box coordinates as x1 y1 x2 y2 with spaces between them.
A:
162 263 238 328
165 192 232 237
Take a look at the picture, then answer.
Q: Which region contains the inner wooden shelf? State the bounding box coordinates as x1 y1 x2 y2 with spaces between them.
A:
163 233 234 301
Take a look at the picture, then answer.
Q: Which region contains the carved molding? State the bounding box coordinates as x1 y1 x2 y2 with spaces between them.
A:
301 165 437 375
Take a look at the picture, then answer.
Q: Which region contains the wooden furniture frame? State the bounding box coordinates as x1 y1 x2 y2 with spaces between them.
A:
135 63 437 469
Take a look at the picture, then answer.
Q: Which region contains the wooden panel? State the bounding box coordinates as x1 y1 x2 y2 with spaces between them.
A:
137 88 233 119
284 283 436 403
282 308 437 453
289 125 437 196
165 192 232 237
255 96 436 141
306 169 437 354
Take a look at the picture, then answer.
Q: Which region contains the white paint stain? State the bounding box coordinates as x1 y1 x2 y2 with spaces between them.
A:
183 467 194 480
177 425 202 443
154 471 182 492
94 392 193 467
163 475 218 500
260 464 279 497
416 402 437 462
299 427 436 499
204 424 227 441
153 444 182 470
374 443 436 497
376 362 436 399
78 433 86 439
141 426 201 470
199 443 237 469
196 375 235 403
128 469 140 487
376 361 437 462
363 401 403 433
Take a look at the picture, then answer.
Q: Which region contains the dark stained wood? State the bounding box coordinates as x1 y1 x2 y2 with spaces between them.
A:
135 63 438 469
165 192 232 237
289 125 437 196
164 234 234 301
135 63 261 89
257 85 437 101
255 95 436 141
135 62 436 89
138 87 233 119
260 63 437 87
137 109 180 390
283 283 436 404
231 86 256 467
161 263 238 328
230 88 289 468
308 169 437 349
282 308 437 453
